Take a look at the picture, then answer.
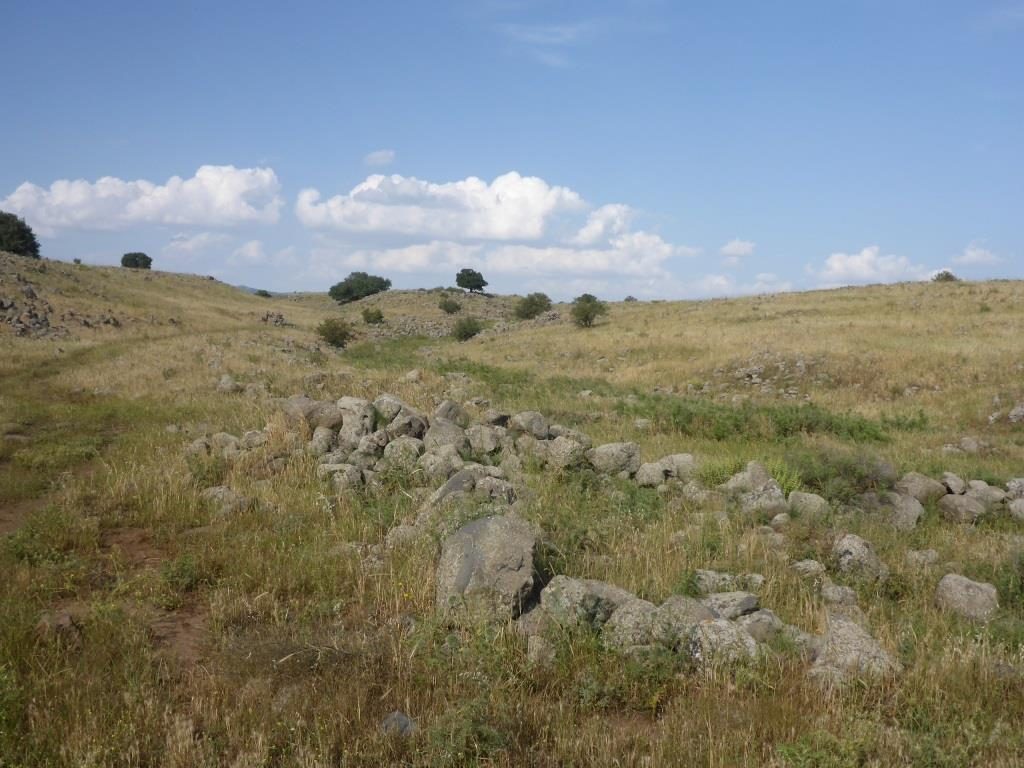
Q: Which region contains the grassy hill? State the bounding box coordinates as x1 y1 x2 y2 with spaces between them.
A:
2 252 1024 765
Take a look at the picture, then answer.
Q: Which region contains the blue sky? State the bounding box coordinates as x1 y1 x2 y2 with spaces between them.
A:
1 0 1021 299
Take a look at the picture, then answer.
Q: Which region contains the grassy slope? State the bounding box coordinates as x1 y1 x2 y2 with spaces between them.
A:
1 254 1023 766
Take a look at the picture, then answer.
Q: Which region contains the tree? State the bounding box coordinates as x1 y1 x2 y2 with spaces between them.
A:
0 211 40 259
121 252 152 269
328 272 391 304
456 268 487 293
452 317 484 341
317 318 355 348
438 297 462 314
514 292 552 320
362 307 385 324
571 293 608 328
932 269 959 283
254 289 272 298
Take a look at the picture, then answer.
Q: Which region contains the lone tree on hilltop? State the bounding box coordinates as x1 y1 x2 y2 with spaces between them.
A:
0 211 40 259
932 269 959 283
329 271 391 304
121 252 152 269
571 293 609 328
456 268 487 293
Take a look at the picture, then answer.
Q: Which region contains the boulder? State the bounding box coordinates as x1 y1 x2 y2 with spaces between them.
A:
483 409 510 427
894 472 946 504
509 411 549 439
380 711 417 738
423 419 469 455
216 374 243 394
832 533 888 581
736 609 784 643
935 574 998 622
466 424 504 456
329 464 364 492
791 559 827 579
602 599 658 651
308 426 336 456
586 442 641 476
386 407 428 440
210 432 241 460
305 400 345 430
379 436 424 472
700 591 759 620
905 549 939 569
1009 498 1024 522
434 400 471 428
687 619 757 667
938 494 987 524
720 461 773 493
1007 478 1024 501
789 491 829 519
416 446 464 483
965 480 1006 510
652 596 716 649
941 472 966 495
435 515 538 620
540 576 636 629
373 394 406 423
739 481 788 517
808 612 901 685
883 492 924 531
635 454 697 487
546 436 587 470
199 485 249 515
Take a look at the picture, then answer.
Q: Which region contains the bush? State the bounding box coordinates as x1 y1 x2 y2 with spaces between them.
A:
932 270 959 282
571 293 608 328
328 272 391 304
121 252 152 269
73 258 82 265
316 318 355 348
0 211 40 258
362 307 384 324
456 268 488 293
254 289 272 298
514 292 552 320
624 295 638 302
452 317 484 341
439 297 462 315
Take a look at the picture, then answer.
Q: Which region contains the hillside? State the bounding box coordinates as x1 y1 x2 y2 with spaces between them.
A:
2 253 1024 765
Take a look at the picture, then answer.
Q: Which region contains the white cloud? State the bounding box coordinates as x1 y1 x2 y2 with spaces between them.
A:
720 238 756 257
296 171 585 240
952 243 1000 265
363 149 396 167
817 245 930 287
485 231 683 277
1 165 283 235
163 231 230 256
229 240 267 265
569 203 632 245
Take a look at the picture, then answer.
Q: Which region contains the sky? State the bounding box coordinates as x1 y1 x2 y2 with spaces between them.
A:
1 0 1021 299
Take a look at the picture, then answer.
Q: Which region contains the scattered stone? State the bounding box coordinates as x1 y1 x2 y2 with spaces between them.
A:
602 599 658 651
792 559 827 579
199 485 249 515
423 419 469 455
809 612 901 685
687 619 757 667
884 492 924 531
938 494 987 524
540 576 635 629
736 609 784 643
527 635 556 666
905 549 939 569
216 374 242 394
1010 499 1024 522
788 491 829 520
770 512 791 531
652 596 716 649
586 442 641 476
380 711 417 738
935 574 998 622
435 400 471 428
821 581 858 606
509 411 549 439
400 369 422 384
700 591 759 620
833 534 888 581
895 472 947 504
941 472 966 495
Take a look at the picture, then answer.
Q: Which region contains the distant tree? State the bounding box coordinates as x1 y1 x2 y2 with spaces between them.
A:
456 268 488 293
571 293 609 328
317 318 355 348
932 269 959 283
328 271 391 304
452 316 484 341
0 211 40 259
121 252 152 269
623 295 638 302
73 258 82 266
438 297 462 315
514 292 552 320
362 307 385 324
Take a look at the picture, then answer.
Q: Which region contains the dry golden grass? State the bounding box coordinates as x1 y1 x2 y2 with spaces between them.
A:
2 254 1024 766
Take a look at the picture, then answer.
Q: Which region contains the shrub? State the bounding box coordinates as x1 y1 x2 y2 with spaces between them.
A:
0 211 40 259
571 293 608 328
452 317 484 341
624 295 638 302
932 269 959 282
316 318 355 348
362 307 384 324
121 252 152 269
328 272 391 304
254 289 272 298
456 268 488 293
514 292 552 320
439 297 462 314
73 258 82 265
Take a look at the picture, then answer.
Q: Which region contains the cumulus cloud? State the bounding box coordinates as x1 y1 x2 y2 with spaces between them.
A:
296 171 585 240
952 243 1000 265
229 240 267 265
1 165 283 235
163 231 230 256
569 204 632 245
720 238 756 257
486 231 685 277
817 245 930 287
363 149 396 167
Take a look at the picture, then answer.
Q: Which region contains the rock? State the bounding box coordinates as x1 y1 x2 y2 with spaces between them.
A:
483 409 510 427
770 512 791 531
636 454 697 488
792 559 827 579
527 635 556 666
475 476 517 504
894 472 946 504
687 619 757 667
586 442 641 476
546 436 587 470
941 472 966 495
423 419 469 455
808 612 901 684
380 711 417 738
700 591 759 620
373 394 406 423
789 491 829 519
466 424 505 456
200 486 249 515
905 549 939 568
938 494 987 524
548 425 593 448
434 400 471 428
1009 403 1024 423
965 480 1006 510
1007 479 1024 501
400 369 422 384
740 481 788 517
935 574 998 622
330 464 364 492
416 446 464 483
240 430 267 450
337 397 376 441
387 407 428 440
509 411 549 439
384 524 424 550
379 436 424 472
652 596 717 649
435 515 538 619
720 461 773 493
306 401 345 430
35 610 82 647
540 576 636 629
736 609 784 643
821 581 858 606
308 426 336 456
602 599 658 651
832 534 888 581
428 467 480 506
1010 499 1024 522
693 570 738 594
210 432 241 460
883 492 924 531
216 374 243 393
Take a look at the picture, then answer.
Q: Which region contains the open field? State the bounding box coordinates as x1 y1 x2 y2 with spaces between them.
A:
2 253 1024 766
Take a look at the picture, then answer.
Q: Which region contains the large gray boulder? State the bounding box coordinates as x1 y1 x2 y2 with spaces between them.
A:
935 574 998 622
306 400 345 430
883 492 925 531
466 424 504 456
423 419 469 455
199 485 249 515
833 533 888 581
789 491 829 520
739 481 788 517
601 598 658 651
586 442 641 476
720 461 773 493
386 407 428 440
635 453 698 488
434 400 471 428
700 591 759 620
373 394 406 423
1007 478 1024 500
509 411 549 439
941 472 967 495
808 612 901 685
546 436 587 470
379 436 424 472
540 576 636 629
687 619 757 667
938 494 987 524
651 596 716 649
416 445 464 483
965 480 1006 510
736 609 784 643
435 515 538 620
894 472 947 504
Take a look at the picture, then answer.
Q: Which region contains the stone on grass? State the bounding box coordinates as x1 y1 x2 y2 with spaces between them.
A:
540 576 635 629
687 619 757 667
602 599 658 651
894 472 947 504
330 464 364 492
789 491 829 519
386 408 428 440
935 574 998 622
809 612 901 685
905 549 939 568
883 492 924 531
792 559 827 579
380 711 416 738
941 472 966 495
586 442 641 476
373 394 406 423
700 591 759 620
509 411 549 439
1009 499 1024 522
736 609 784 643
434 400 471 428
466 424 504 455
424 419 469 455
546 436 587 470
833 534 888 581
965 481 1006 510
200 485 249 515
435 515 538 620
938 494 987 524
652 596 716 649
